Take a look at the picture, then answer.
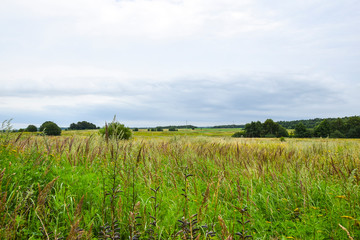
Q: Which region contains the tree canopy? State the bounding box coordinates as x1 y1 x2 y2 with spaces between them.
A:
39 121 61 136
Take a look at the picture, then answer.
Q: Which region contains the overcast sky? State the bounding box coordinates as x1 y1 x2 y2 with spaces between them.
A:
1 0 359 128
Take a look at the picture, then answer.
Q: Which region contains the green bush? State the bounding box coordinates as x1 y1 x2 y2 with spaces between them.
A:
99 122 132 140
168 127 178 131
232 131 246 138
25 125 37 132
39 121 61 136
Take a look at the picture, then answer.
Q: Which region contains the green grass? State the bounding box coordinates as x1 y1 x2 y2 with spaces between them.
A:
0 131 359 239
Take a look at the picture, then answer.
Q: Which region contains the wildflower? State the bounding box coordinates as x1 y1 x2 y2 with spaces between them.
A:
266 221 271 224
286 237 294 239
294 208 299 212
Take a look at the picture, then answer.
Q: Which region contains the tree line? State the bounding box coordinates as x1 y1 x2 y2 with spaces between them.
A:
232 116 360 138
232 119 289 138
294 116 360 138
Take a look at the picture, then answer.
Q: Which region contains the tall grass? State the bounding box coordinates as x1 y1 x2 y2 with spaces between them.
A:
0 132 359 239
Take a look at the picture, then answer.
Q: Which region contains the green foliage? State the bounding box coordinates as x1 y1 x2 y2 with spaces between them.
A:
99 121 132 140
294 122 312 138
232 131 246 138
330 130 345 138
69 121 97 130
314 119 331 138
1 135 360 239
244 121 263 137
243 119 288 138
25 124 37 132
168 126 178 131
133 128 139 132
39 121 61 136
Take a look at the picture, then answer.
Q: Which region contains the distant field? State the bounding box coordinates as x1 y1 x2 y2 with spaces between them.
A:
0 130 359 239
60 128 244 138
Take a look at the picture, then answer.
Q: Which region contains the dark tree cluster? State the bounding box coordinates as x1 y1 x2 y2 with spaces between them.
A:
212 124 245 129
294 116 360 138
39 121 62 136
69 121 97 130
233 119 289 138
148 127 164 132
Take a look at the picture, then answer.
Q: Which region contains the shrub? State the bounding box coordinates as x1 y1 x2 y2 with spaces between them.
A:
25 125 37 132
39 121 62 136
133 128 139 132
168 127 178 131
232 131 246 138
99 122 132 140
156 127 163 132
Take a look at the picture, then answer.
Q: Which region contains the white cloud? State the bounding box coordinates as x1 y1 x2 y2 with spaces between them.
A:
1 0 281 40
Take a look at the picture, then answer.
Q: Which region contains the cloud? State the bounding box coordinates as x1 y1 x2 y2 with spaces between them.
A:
1 0 282 40
1 68 356 128
1 0 359 128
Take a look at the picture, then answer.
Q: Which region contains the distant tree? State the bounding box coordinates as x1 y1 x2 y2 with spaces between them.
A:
263 119 279 136
25 125 37 132
294 122 309 138
244 121 263 137
346 127 360 138
69 121 97 130
99 121 132 140
39 121 62 136
314 119 331 138
232 131 246 138
276 125 289 137
133 128 139 132
168 126 178 131
330 130 345 138
155 127 163 132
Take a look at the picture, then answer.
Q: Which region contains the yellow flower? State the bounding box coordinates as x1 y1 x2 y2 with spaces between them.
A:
336 195 347 200
341 216 354 220
294 208 299 212
286 237 294 239
266 221 271 224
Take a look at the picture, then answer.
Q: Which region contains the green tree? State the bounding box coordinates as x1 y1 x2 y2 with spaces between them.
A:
99 121 132 140
244 121 263 137
294 122 309 138
263 119 279 136
39 121 62 136
276 125 289 137
25 125 37 132
168 127 178 131
314 119 331 138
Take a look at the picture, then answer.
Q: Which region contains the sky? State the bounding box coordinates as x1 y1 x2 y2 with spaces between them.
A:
1 0 359 128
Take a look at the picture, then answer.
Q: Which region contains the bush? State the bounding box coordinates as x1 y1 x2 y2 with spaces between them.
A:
99 122 132 140
168 127 178 131
25 125 37 132
133 128 139 132
232 131 246 138
330 130 345 138
39 121 62 136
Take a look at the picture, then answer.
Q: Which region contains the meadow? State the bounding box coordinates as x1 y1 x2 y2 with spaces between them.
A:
0 128 359 239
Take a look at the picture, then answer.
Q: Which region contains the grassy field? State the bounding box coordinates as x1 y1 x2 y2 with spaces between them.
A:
0 129 359 239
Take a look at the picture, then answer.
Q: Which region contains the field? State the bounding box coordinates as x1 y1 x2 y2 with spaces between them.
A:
0 128 359 239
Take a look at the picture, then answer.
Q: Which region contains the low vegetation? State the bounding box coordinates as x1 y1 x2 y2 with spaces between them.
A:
0 125 359 239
